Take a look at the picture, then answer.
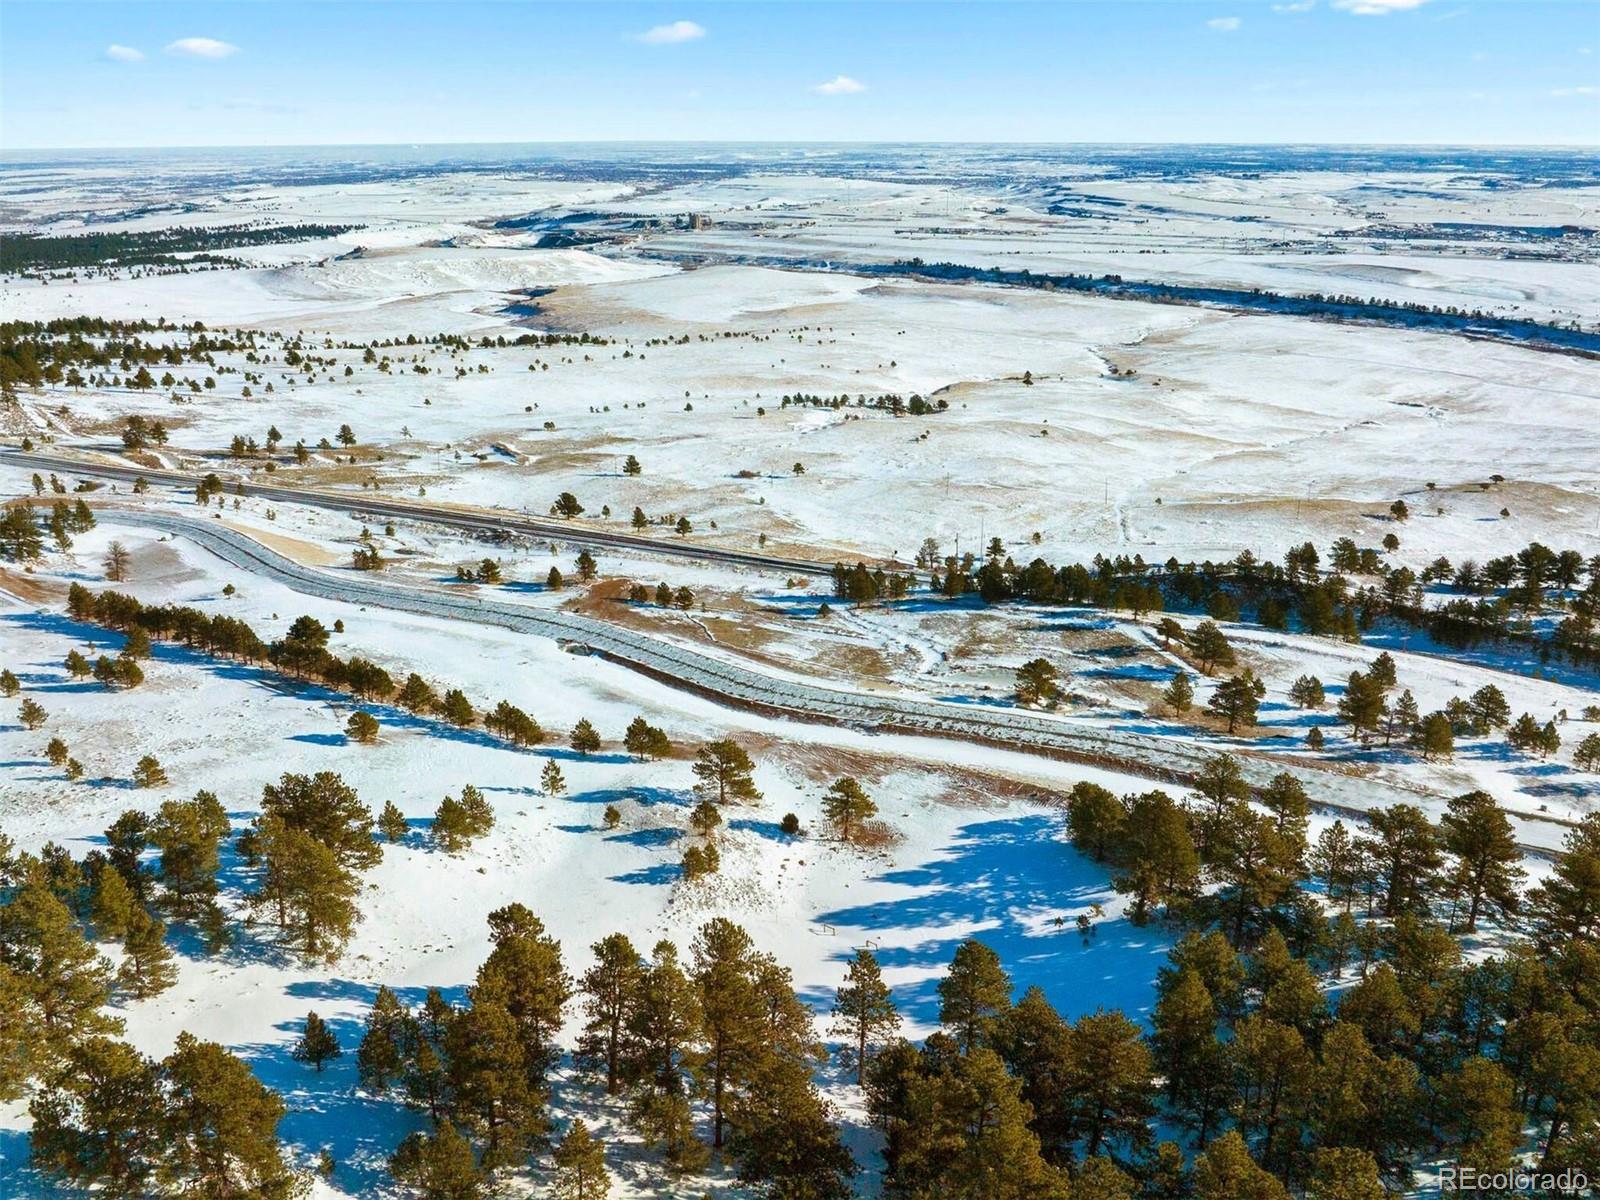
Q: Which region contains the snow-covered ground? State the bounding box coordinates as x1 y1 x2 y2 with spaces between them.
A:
2 146 1597 1196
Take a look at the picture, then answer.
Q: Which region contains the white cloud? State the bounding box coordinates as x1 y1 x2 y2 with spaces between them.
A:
1332 0 1429 13
636 20 705 45
1551 85 1598 97
165 37 239 59
1208 16 1242 31
1272 0 1316 11
105 44 145 63
813 74 866 95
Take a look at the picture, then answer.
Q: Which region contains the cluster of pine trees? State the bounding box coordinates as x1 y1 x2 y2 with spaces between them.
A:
914 535 1600 670
354 910 855 1198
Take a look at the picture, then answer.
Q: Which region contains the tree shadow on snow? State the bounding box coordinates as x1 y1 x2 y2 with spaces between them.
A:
807 814 1171 1027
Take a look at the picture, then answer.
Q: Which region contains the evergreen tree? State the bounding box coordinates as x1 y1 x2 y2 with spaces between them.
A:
1289 674 1325 708
1065 782 1124 862
577 933 643 1095
569 718 601 756
692 739 761 804
689 799 722 837
830 947 900 1085
541 759 566 797
91 866 139 941
0 881 120 1062
691 917 767 1149
149 790 229 920
20 698 49 730
1208 670 1266 733
552 1119 610 1200
378 800 408 843
1162 669 1194 714
1306 1147 1386 1200
253 770 379 871
1528 814 1600 946
162 1032 299 1198
937 939 1012 1053
357 985 415 1094
1362 803 1442 916
117 907 177 998
1015 657 1061 706
247 816 361 962
1112 790 1200 923
1192 1129 1289 1200
293 1010 343 1072
1337 671 1387 742
1439 790 1525 931
822 776 877 841
1064 1009 1156 1159
1187 620 1235 675
1149 968 1231 1143
346 710 380 743
445 978 544 1169
27 1036 164 1197
623 716 671 761
390 1122 481 1199
476 904 572 1092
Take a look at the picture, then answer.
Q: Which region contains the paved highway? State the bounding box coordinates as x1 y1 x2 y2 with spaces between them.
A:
88 508 1490 846
1 448 856 577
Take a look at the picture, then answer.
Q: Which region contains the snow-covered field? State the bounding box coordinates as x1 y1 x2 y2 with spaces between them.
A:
3 145 1598 1196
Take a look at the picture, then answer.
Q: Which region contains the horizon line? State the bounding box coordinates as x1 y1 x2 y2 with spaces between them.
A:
4 138 1598 155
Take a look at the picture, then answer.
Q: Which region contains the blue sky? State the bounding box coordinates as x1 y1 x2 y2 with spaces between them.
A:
2 1 1596 148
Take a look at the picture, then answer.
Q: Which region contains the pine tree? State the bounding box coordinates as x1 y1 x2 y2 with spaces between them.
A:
1113 790 1201 923
390 1122 481 1199
254 770 379 870
822 776 877 841
0 962 39 1100
691 918 767 1149
1187 620 1235 675
1015 657 1061 706
1208 670 1266 733
91 865 139 941
27 1035 164 1196
1528 814 1600 946
692 739 761 804
577 933 643 1095
379 800 408 843
1439 790 1525 931
689 799 722 837
437 688 475 727
163 1033 298 1198
1417 711 1454 761
623 716 671 761
569 718 601 756
1149 968 1230 1143
1289 674 1325 708
149 791 229 919
938 939 1012 1053
1305 1147 1385 1200
1192 1129 1289 1200
247 816 362 962
293 1010 343 1072
1065 782 1124 862
117 908 177 998
475 905 572 1095
0 881 120 1061
358 985 415 1094
623 940 705 1168
1337 671 1387 742
541 759 566 797
445 978 545 1169
1065 1009 1156 1159
830 947 900 1085
1362 803 1442 917
346 710 380 743
552 1119 610 1200
1162 669 1194 714
20 697 48 730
